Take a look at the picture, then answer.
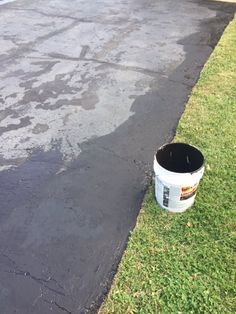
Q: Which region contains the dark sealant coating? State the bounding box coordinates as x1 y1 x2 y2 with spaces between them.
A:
0 1 236 313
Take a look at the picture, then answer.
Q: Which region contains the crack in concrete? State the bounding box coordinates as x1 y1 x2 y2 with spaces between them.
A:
8 7 136 26
85 57 194 87
9 7 79 21
81 140 152 181
1 253 65 297
32 287 44 306
0 20 81 63
179 42 212 49
79 45 90 59
5 269 66 296
46 52 165 77
45 52 193 87
42 298 73 314
54 301 73 314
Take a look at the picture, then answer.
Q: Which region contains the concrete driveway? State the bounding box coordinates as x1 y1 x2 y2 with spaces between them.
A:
0 0 235 313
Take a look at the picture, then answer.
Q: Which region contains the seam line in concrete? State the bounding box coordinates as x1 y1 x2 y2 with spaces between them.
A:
42 53 194 87
7 7 137 26
0 20 81 63
81 140 151 175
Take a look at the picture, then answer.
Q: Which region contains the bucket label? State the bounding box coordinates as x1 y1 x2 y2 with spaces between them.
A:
180 184 198 200
163 186 170 207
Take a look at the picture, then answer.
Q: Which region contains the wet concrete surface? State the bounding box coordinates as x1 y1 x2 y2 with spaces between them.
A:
0 0 235 313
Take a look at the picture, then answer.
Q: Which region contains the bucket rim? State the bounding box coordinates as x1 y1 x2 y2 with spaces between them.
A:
155 142 205 174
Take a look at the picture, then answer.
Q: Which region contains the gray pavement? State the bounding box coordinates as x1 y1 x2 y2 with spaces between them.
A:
0 0 235 313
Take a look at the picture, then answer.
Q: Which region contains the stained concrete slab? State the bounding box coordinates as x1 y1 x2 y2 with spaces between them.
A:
0 0 235 313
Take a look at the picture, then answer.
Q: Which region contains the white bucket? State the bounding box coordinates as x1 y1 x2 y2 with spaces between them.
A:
154 143 204 213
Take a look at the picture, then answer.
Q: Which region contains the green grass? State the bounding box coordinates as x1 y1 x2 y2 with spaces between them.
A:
100 17 236 314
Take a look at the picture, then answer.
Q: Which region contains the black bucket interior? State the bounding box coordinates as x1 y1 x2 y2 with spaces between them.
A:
156 143 204 173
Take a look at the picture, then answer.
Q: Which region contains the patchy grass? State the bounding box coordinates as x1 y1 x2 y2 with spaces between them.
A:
100 17 236 314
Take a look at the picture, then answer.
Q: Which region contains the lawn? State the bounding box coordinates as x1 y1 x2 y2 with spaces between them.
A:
100 17 236 314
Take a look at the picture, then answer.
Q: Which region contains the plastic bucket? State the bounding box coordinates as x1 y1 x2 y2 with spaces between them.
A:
154 143 204 213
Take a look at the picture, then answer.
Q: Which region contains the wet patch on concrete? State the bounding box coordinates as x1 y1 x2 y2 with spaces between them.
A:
0 56 150 165
0 116 32 136
32 123 49 134
0 108 15 122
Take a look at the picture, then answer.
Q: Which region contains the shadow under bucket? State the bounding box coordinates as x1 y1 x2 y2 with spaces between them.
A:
154 143 204 213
